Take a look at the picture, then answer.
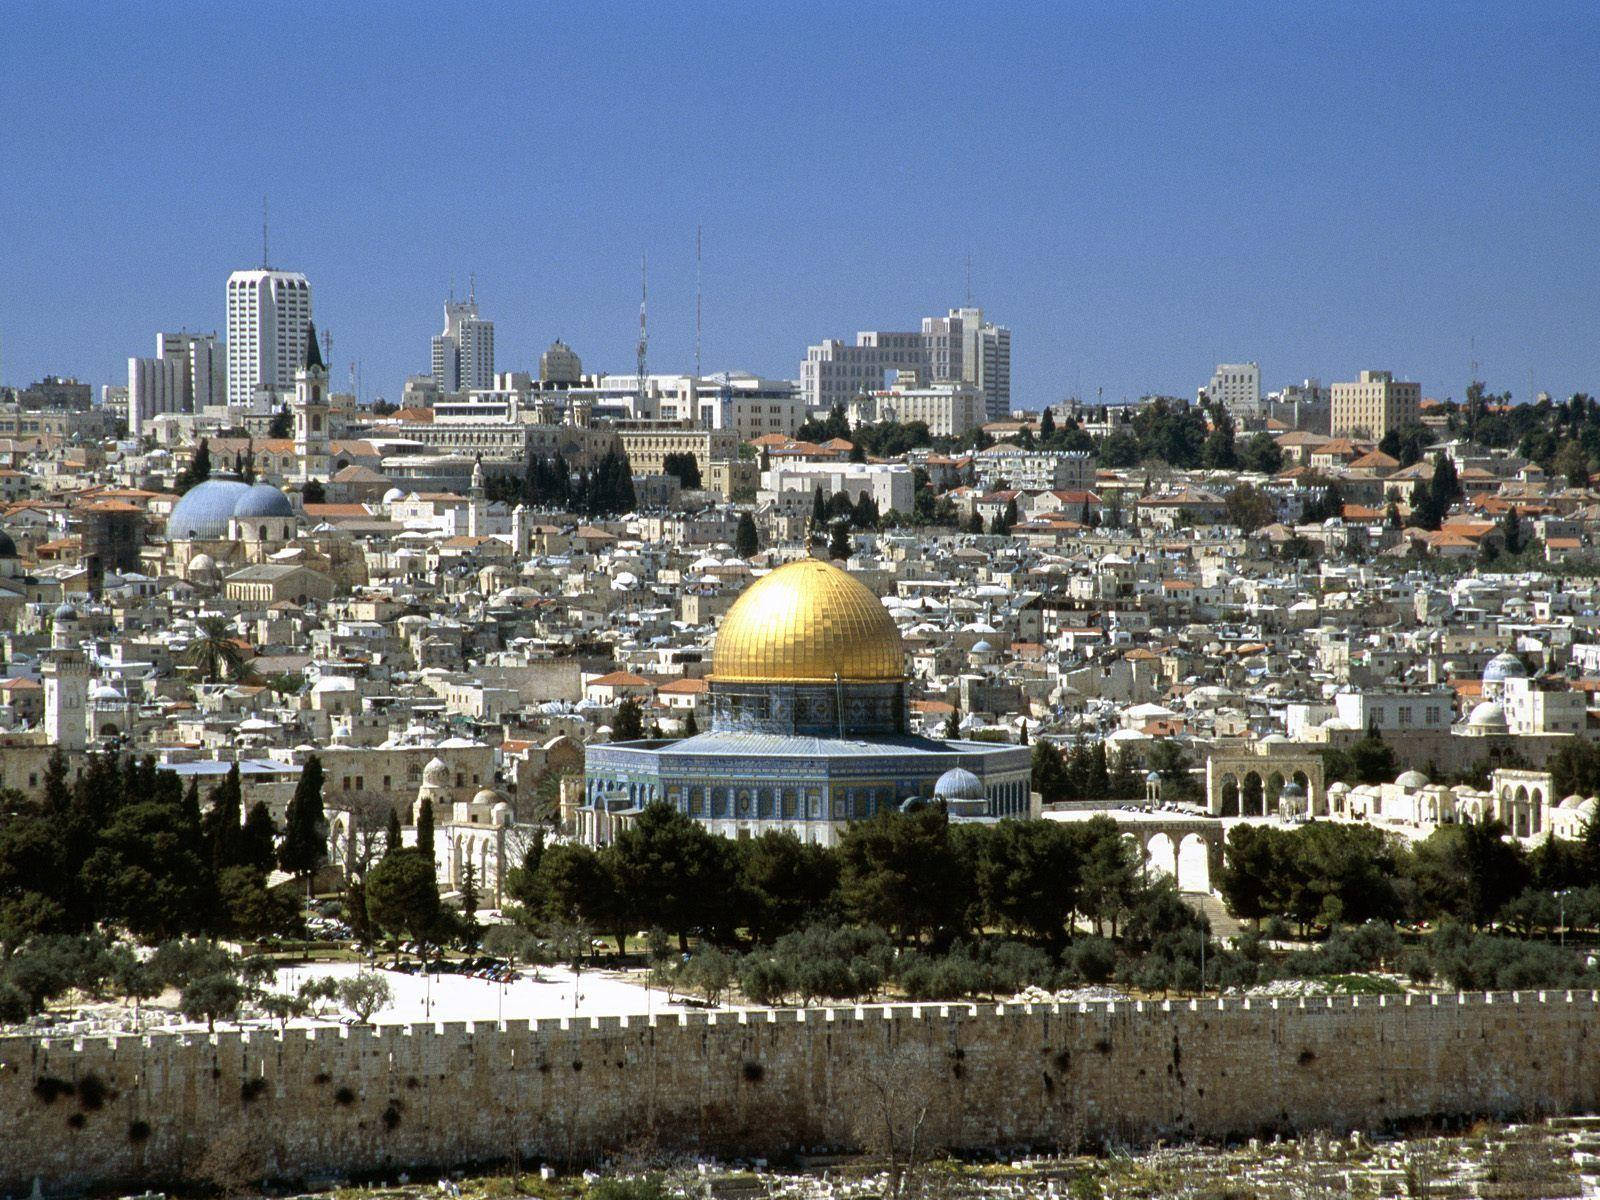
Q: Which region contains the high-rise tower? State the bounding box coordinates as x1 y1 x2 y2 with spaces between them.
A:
430 286 494 395
226 270 312 409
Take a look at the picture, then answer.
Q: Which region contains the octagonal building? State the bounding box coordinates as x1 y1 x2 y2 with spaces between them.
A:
580 558 1033 845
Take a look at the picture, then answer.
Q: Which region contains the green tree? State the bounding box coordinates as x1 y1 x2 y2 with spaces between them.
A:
278 754 326 882
174 438 212 494
532 841 634 953
1346 733 1398 785
973 820 1079 948
415 793 435 858
1224 483 1275 533
1239 431 1285 474
183 615 250 683
837 806 971 945
1553 440 1591 488
1030 741 1069 805
737 831 840 943
364 849 442 949
829 521 853 561
612 803 737 950
735 510 759 558
238 801 277 874
336 972 393 1024
217 865 302 940
612 695 645 741
1038 406 1056 439
180 971 243 1032
1500 504 1525 556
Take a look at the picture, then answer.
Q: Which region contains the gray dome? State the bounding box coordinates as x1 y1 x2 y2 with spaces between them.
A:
233 483 294 519
167 478 252 539
933 766 985 802
1483 652 1528 683
54 602 76 620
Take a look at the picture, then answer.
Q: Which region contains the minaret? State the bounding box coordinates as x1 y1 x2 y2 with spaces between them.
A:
512 503 530 557
293 322 331 482
468 457 485 538
42 603 88 749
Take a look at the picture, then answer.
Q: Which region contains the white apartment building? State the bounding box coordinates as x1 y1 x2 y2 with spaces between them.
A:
1499 676 1587 736
431 296 495 394
801 306 1012 420
971 446 1095 491
923 306 1012 421
227 270 312 409
1333 688 1454 734
1200 362 1260 418
761 461 915 515
852 380 986 438
1331 370 1421 439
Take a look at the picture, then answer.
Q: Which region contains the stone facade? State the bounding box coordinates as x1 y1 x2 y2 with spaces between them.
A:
4 991 1599 1192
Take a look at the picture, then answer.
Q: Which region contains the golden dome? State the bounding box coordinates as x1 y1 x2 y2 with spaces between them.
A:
711 558 905 684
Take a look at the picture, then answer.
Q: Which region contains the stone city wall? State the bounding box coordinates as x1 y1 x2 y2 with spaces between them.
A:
3 991 1598 1193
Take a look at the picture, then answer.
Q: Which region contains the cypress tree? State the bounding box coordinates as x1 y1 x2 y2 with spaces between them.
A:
240 801 277 873
828 521 852 562
385 806 403 857
735 511 759 558
279 754 326 880
415 795 435 860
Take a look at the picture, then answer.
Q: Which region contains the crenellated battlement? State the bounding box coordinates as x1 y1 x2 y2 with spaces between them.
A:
10 988 1600 1058
4 990 1598 1195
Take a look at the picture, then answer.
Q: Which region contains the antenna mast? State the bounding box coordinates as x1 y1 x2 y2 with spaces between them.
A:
695 225 702 382
262 195 270 269
965 253 972 305
636 254 648 414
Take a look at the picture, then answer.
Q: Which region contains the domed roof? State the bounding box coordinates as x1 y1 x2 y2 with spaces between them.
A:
168 478 253 539
422 756 449 786
383 487 405 504
970 640 995 654
1483 651 1529 683
933 767 985 801
54 602 76 620
711 559 905 684
233 483 295 519
472 787 501 806
1395 770 1429 789
1468 699 1508 728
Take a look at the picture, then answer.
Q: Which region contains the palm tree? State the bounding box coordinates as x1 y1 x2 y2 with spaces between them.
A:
184 615 251 683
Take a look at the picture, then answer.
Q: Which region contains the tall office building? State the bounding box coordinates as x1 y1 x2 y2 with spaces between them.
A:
129 331 226 436
226 270 313 409
1331 370 1421 439
431 295 494 395
1200 362 1261 419
802 306 1011 419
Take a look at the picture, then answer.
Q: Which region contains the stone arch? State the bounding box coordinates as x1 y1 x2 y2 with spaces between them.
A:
1146 831 1177 879
1218 773 1240 817
1266 771 1286 810
1177 833 1211 892
1241 771 1265 817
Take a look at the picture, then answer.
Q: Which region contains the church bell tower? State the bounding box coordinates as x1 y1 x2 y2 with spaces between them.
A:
293 323 331 482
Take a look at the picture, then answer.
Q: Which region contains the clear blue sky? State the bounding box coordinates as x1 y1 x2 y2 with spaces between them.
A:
3 1 1598 409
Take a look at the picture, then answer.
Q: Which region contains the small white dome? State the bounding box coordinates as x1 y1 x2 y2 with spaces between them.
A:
422 756 449 786
1468 700 1508 729
1395 770 1429 790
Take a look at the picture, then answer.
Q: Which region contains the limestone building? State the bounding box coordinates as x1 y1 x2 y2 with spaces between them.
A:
1331 369 1421 438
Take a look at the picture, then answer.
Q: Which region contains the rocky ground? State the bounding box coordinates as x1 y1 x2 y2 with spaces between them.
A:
205 1115 1600 1200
